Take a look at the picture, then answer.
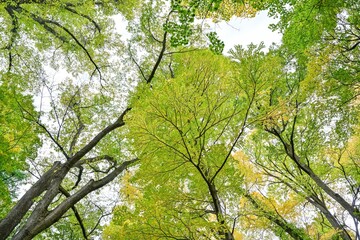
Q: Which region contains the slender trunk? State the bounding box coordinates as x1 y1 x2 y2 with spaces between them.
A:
207 182 234 240
307 195 352 240
286 142 360 222
270 129 360 222
244 193 311 240
275 178 352 240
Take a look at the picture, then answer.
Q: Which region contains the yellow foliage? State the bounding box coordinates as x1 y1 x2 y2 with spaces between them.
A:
102 225 125 239
3 133 22 153
320 229 341 240
276 194 300 218
301 46 333 99
233 230 244 240
238 193 272 229
239 197 248 209
307 223 341 240
9 146 21 154
201 0 257 22
242 190 300 227
120 172 142 202
207 213 217 222
3 133 14 142
233 150 262 184
344 135 360 163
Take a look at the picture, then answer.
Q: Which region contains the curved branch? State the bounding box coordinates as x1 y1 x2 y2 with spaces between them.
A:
14 6 102 79
72 166 84 190
146 31 168 84
64 5 101 33
145 10 174 84
13 158 139 240
4 5 19 72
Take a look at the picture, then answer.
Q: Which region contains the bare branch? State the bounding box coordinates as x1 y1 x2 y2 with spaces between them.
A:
87 202 112 237
128 44 147 81
72 166 84 190
146 11 173 84
36 120 70 159
15 98 70 159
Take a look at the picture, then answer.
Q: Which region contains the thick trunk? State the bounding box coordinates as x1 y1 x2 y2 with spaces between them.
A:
0 161 61 239
11 159 138 240
0 109 130 239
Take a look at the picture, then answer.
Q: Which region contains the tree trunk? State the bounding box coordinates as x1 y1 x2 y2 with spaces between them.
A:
270 128 360 222
0 109 131 239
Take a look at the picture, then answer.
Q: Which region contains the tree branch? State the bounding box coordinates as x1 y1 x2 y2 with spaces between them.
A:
4 5 19 72
15 6 102 79
59 186 88 240
210 85 255 183
64 5 101 33
66 107 131 168
145 11 172 84
24 158 139 240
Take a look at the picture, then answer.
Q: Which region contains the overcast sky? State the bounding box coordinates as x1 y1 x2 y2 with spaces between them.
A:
209 11 282 53
114 10 282 54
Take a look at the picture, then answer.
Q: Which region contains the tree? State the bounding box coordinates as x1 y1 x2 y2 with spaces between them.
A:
104 45 315 239
0 0 250 238
0 80 40 220
106 50 247 239
1 0 360 239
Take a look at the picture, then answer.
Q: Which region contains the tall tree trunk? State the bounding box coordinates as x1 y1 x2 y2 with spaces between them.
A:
0 109 131 239
269 128 360 222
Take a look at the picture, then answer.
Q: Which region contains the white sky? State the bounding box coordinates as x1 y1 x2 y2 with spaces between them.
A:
209 11 282 53
114 10 282 53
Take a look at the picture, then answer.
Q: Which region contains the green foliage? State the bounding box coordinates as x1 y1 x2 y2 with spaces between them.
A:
0 75 40 219
1 0 360 239
207 32 225 54
106 50 247 239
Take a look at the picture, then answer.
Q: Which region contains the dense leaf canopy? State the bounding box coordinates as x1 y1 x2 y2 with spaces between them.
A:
0 0 359 239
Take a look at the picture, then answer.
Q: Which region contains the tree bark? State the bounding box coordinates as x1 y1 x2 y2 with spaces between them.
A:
0 161 61 239
11 159 138 240
0 108 131 240
269 128 360 222
244 192 311 240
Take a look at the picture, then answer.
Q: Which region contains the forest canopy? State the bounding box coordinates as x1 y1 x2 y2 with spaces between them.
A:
0 0 359 239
